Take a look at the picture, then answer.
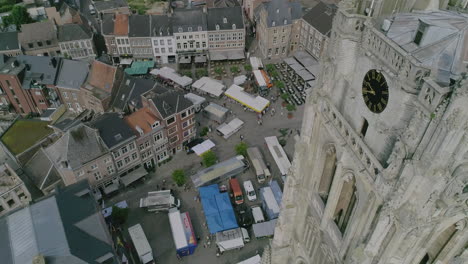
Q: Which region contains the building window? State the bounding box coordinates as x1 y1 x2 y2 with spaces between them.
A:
113 151 120 159
282 47 286 54
104 157 112 163
107 166 114 174
90 164 98 170
129 142 135 150
167 116 175 125
63 91 68 98
414 22 427 45
183 43 187 49
121 146 128 154
169 47 173 52
145 141 150 148
360 119 369 137
160 39 164 45
268 49 272 56
198 26 202 31
215 24 220 30
182 121 188 128
183 130 189 137
168 126 177 135
161 48 165 53
275 48 279 55
78 170 84 176
139 144 144 150
94 171 102 180
154 133 162 142
132 152 138 160
117 160 123 168
188 27 192 32
154 40 158 46
124 156 130 164
167 39 172 45
169 135 178 144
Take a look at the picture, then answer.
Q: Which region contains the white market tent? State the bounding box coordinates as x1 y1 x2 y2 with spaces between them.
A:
225 84 270 113
253 70 267 87
264 136 291 177
192 139 216 156
192 77 225 98
237 254 262 264
233 75 247 85
150 67 193 87
216 118 244 139
120 58 133 65
249 57 263 70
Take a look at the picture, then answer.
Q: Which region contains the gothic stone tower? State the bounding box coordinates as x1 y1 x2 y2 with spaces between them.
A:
268 1 468 264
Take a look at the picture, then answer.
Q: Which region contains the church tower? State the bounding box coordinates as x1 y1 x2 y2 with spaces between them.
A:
267 0 468 263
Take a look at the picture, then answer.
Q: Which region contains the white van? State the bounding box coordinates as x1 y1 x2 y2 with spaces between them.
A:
243 180 257 201
241 227 250 243
89 4 96 15
252 206 265 224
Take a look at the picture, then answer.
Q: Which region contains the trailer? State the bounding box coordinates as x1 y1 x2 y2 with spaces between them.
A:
216 227 249 253
246 147 271 183
252 219 277 238
260 186 280 220
250 57 263 70
237 254 261 264
203 102 229 123
140 190 180 212
128 224 154 264
216 118 244 139
264 136 291 180
269 180 283 207
168 209 197 256
191 155 248 188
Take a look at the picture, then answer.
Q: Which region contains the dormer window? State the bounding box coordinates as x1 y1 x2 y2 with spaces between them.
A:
216 24 220 30
284 19 287 25
151 121 160 129
198 26 202 31
178 27 183 33
188 27 192 32
223 17 227 23
272 21 276 27
232 24 236 30
276 9 279 13
414 21 427 46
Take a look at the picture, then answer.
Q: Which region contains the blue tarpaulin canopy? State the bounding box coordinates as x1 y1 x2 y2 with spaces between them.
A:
199 184 238 234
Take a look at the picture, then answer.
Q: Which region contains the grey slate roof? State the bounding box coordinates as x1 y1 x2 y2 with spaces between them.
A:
56 59 89 90
101 14 115 35
302 2 337 37
207 6 244 31
385 10 468 84
90 112 135 149
111 74 165 110
129 15 151 37
16 55 61 88
172 9 208 32
0 31 20 51
0 180 117 264
94 0 128 12
18 20 57 44
256 0 302 28
144 89 193 119
151 15 172 37
45 125 108 170
58 24 93 42
207 0 240 8
23 148 63 192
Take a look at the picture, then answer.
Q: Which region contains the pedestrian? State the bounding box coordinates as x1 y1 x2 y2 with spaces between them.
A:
197 236 201 242
176 253 181 260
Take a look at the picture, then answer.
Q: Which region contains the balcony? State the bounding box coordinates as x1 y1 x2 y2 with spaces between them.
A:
321 98 383 181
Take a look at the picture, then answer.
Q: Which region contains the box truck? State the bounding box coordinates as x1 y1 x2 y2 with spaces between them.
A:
128 224 154 264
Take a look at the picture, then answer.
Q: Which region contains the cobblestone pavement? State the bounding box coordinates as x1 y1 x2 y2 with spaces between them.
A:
105 80 306 264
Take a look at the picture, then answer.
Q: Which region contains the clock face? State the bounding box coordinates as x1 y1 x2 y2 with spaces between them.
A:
362 69 389 113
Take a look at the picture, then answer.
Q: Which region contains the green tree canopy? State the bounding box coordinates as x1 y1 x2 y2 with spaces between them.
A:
244 64 253 71
201 150 217 167
2 6 33 29
281 93 290 100
286 104 296 112
111 206 129 226
172 169 186 186
235 142 248 157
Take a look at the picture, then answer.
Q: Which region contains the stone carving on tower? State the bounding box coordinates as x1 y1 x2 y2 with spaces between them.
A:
264 0 468 263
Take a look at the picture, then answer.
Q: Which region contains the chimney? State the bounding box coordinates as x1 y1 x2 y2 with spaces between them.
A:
51 57 57 68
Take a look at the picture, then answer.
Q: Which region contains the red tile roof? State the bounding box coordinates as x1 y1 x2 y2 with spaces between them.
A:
124 108 160 136
88 60 116 93
114 14 129 36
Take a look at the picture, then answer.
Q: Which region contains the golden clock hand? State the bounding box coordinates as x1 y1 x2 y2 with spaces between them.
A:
363 89 375 95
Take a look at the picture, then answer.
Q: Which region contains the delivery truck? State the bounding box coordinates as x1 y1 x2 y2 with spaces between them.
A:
216 227 250 253
191 155 249 188
140 190 180 212
128 224 154 264
168 208 197 256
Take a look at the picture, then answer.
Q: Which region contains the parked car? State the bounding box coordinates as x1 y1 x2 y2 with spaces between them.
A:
235 203 253 228
184 138 204 154
252 206 265 224
243 180 257 201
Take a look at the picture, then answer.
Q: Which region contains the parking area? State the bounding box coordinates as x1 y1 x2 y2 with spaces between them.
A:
104 65 308 263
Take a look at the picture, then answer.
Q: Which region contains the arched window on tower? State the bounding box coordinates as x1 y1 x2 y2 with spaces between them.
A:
420 223 458 263
333 175 357 234
318 145 337 204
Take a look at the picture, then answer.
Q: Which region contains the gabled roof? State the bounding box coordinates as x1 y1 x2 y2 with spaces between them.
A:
151 14 172 37
114 13 129 36
88 60 117 93
206 0 240 8
18 20 57 44
101 13 115 35
129 15 151 37
56 59 89 90
0 181 117 264
111 75 165 110
302 1 337 37
58 23 93 42
23 148 63 192
207 6 244 31
45 124 108 170
16 55 61 88
172 9 208 32
144 89 193 119
90 112 135 149
256 0 302 28
124 107 160 136
94 0 128 12
0 31 20 51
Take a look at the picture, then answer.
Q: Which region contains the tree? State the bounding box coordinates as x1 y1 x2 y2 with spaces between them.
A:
200 127 209 137
230 66 239 74
172 169 186 186
266 64 275 72
196 68 208 78
281 93 290 100
201 150 217 167
214 67 223 76
286 104 296 112
111 206 129 226
244 64 253 71
275 81 285 89
235 142 248 157
2 6 33 29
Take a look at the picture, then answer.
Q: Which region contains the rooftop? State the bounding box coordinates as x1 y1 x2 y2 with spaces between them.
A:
1 120 53 155
101 13 115 35
0 181 117 264
151 14 172 37
0 164 22 195
172 9 208 32
0 31 20 51
46 124 108 170
23 148 63 192
114 13 129 36
129 15 151 37
18 20 57 44
90 112 135 149
111 75 164 110
256 0 302 27
124 107 161 136
144 89 193 119
207 6 244 31
58 23 93 42
56 59 89 90
302 1 337 37
88 60 117 93
16 55 61 88
94 0 128 12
